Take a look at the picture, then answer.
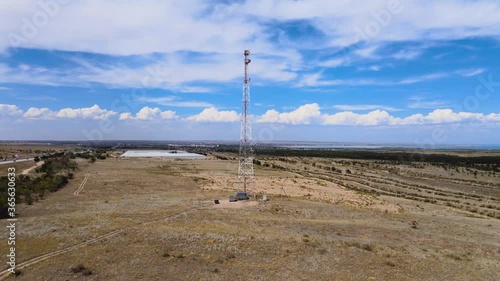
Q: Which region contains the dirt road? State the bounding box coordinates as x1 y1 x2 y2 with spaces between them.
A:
74 173 90 196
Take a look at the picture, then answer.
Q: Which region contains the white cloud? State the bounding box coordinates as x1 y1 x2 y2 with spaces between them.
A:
398 73 449 84
0 86 11 91
297 68 480 87
0 0 496 91
22 105 116 120
254 103 500 126
23 107 55 120
484 113 500 122
186 107 239 122
0 52 297 91
358 65 382 72
322 110 396 126
0 0 263 55
137 96 213 108
332 104 401 112
295 73 376 87
236 0 500 46
322 108 500 126
56 105 117 120
0 63 64 87
1 1 498 73
424 109 483 124
161 111 177 120
407 96 450 109
296 73 325 87
392 48 423 60
408 101 449 109
396 113 425 125
14 95 57 101
257 103 321 124
119 106 177 121
0 0 302 91
0 104 23 116
318 58 346 68
118 112 132 121
355 45 380 58
455 68 487 77
7 101 500 127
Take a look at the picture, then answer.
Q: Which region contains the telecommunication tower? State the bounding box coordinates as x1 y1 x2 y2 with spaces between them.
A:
238 50 254 197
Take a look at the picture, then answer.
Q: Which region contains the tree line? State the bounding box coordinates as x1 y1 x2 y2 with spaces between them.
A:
213 146 500 172
0 155 77 218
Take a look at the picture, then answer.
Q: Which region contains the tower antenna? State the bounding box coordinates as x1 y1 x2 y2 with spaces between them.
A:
237 50 254 199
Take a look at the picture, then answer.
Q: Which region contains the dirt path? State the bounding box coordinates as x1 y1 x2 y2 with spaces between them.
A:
21 161 44 175
0 206 205 279
0 229 123 279
74 173 90 196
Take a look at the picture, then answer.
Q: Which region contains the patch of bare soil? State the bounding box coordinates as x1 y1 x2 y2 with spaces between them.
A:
191 168 401 213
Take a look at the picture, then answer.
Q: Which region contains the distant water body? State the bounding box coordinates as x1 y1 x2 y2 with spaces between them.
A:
281 145 500 150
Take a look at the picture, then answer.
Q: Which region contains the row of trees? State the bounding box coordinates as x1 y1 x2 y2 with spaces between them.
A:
0 156 78 218
241 148 500 172
71 149 108 162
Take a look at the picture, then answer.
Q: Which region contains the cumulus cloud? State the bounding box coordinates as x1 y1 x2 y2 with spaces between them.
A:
322 110 396 126
119 106 177 121
23 107 55 120
257 103 321 124
22 105 116 120
0 104 23 116
255 104 500 126
186 107 239 122
484 113 500 122
424 109 487 124
322 109 500 126
118 112 133 121
7 102 500 126
56 105 117 120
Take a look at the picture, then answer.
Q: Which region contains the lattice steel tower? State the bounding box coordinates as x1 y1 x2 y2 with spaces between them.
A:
238 50 254 195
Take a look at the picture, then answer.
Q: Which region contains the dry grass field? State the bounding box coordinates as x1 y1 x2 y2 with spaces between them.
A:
0 148 499 280
0 144 73 160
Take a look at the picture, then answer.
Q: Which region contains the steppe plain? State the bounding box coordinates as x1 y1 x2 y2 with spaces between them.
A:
0 145 499 280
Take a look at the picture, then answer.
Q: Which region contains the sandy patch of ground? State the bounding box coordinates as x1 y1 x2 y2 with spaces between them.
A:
189 170 401 213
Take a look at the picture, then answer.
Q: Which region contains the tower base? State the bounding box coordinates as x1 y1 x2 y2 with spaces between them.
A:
236 192 249 201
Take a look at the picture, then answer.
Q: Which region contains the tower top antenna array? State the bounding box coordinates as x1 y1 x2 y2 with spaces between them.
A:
238 50 254 199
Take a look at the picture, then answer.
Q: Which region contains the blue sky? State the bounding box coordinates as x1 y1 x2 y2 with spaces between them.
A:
1 0 500 144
